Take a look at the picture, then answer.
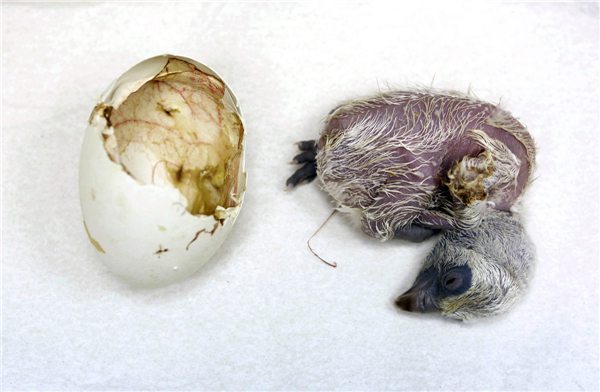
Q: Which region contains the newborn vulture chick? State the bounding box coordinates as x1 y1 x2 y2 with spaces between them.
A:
287 88 537 320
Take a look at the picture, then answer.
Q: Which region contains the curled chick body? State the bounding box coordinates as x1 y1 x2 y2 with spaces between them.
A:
286 88 537 320
316 89 535 241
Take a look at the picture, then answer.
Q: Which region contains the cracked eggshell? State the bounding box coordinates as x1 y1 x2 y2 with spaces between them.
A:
79 54 246 287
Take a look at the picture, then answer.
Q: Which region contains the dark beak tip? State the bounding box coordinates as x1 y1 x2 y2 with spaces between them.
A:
394 295 414 312
394 292 440 314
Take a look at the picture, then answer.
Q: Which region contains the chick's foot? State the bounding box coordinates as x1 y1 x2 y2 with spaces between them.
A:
286 140 318 189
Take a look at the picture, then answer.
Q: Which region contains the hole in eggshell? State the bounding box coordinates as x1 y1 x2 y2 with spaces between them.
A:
103 58 244 217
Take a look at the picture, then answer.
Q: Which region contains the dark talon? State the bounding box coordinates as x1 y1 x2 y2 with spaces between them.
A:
295 140 316 151
291 150 317 165
287 139 318 189
286 162 317 189
299 174 317 185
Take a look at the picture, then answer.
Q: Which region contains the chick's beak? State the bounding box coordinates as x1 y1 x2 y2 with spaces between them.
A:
395 270 439 313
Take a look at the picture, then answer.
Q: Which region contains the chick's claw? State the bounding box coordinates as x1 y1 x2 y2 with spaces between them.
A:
294 140 317 151
286 140 318 190
286 162 317 190
290 150 317 165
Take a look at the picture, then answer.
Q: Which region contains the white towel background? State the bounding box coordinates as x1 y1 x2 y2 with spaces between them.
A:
3 2 598 390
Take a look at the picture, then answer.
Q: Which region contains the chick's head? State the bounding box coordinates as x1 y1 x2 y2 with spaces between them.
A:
395 210 535 321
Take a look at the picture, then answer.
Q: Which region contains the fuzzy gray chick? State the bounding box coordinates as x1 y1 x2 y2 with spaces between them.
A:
287 88 536 321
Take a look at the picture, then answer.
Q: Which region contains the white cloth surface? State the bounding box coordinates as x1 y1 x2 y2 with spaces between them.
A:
2 2 598 390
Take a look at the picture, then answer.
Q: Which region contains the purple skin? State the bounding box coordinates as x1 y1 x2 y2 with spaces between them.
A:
322 103 531 210
288 92 534 242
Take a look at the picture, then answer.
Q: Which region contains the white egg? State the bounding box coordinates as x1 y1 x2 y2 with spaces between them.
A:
79 55 246 287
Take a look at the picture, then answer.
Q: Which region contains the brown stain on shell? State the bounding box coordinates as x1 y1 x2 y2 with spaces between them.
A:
155 245 169 256
83 221 105 254
186 222 219 251
89 103 113 127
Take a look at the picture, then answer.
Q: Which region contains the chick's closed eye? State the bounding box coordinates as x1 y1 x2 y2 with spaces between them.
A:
441 266 472 295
